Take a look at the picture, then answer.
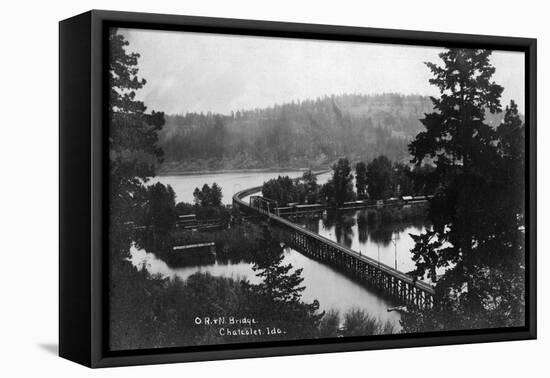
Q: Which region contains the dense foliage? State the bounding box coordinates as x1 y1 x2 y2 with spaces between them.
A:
402 49 525 332
365 156 393 199
261 156 427 206
110 262 395 350
192 183 223 207
364 157 417 199
328 158 356 205
355 161 368 199
108 28 166 258
262 176 302 205
139 183 177 235
158 94 437 172
261 170 319 206
111 221 396 350
158 93 508 173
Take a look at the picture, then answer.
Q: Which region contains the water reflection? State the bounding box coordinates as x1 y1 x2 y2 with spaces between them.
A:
335 214 355 248
294 209 428 274
357 213 368 244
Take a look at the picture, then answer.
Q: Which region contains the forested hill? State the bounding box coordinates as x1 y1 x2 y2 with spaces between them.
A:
157 93 502 174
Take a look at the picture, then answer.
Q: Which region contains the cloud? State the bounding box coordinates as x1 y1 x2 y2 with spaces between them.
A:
120 28 525 115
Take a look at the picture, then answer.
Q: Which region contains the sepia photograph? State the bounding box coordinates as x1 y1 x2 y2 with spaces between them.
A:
107 26 527 351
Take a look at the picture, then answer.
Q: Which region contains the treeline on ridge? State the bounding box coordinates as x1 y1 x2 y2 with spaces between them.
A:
158 93 437 173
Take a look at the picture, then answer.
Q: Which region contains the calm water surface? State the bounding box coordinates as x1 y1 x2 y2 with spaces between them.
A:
295 211 428 275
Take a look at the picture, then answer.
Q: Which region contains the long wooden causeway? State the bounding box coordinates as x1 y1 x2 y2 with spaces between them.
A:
233 186 435 310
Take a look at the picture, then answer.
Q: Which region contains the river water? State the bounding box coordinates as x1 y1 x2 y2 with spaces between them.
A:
151 170 331 205
294 212 427 275
133 170 430 328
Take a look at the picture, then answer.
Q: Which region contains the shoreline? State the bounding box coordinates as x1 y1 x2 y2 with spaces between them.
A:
157 167 331 177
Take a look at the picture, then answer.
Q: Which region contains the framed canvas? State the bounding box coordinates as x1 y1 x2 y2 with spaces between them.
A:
59 10 537 368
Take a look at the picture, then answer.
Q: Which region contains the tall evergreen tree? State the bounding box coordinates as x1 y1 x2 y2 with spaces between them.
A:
365 156 393 199
192 183 223 207
392 163 414 197
192 187 202 206
250 225 306 303
331 158 355 205
403 49 525 331
262 176 298 205
355 161 368 199
302 170 319 204
244 225 322 338
140 183 177 242
108 28 165 258
210 183 223 207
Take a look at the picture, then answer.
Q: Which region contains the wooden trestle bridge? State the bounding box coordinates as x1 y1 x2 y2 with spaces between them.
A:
233 185 435 310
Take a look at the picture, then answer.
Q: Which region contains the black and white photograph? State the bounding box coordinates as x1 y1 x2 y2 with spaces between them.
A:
107 26 528 351
1 0 547 375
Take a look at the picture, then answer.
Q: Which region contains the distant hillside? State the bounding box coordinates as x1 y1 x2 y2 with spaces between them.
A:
157 93 504 174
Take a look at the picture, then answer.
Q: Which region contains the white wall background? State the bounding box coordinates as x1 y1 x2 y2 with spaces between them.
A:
0 0 546 375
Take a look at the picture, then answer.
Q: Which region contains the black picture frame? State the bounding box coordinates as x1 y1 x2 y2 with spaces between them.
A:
59 9 537 368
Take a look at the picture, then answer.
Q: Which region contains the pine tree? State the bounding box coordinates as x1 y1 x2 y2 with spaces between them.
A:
250 225 306 303
355 161 368 199
244 225 322 338
403 49 525 331
109 28 165 194
302 170 319 204
108 28 165 258
331 158 354 205
193 187 202 206
365 156 393 199
210 183 223 207
140 183 177 245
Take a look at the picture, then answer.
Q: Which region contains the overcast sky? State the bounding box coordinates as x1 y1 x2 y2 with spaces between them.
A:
119 28 525 115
